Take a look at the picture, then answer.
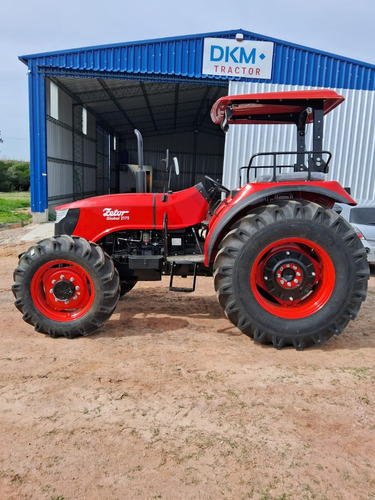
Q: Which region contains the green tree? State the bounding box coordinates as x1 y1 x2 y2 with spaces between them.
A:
0 160 30 192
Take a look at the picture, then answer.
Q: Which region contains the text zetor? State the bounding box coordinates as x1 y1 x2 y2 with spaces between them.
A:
12 90 370 350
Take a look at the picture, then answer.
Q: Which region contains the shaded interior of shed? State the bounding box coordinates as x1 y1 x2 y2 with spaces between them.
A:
47 75 228 206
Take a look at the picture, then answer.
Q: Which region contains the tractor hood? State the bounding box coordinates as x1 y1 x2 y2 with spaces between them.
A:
55 183 210 242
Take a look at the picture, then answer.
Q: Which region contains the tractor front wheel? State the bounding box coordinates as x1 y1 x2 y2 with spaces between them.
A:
214 200 369 350
120 278 137 297
12 235 120 338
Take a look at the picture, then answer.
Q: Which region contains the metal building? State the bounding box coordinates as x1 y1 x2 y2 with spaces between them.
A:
20 29 375 221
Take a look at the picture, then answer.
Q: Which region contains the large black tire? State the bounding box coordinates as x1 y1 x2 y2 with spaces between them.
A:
12 235 120 338
214 200 369 350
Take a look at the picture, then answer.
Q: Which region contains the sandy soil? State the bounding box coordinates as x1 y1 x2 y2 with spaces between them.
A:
0 226 374 500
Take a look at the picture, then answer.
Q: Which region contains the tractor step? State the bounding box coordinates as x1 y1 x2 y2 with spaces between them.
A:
168 255 204 292
166 255 205 264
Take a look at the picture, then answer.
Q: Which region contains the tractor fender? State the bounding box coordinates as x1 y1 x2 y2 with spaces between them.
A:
205 180 356 265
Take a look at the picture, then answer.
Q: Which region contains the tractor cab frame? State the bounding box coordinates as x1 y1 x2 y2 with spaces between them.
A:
210 89 345 183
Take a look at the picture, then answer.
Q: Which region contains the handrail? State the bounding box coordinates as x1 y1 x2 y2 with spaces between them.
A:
242 150 332 184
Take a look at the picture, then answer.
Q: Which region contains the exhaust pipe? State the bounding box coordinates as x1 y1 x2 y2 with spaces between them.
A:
134 129 146 193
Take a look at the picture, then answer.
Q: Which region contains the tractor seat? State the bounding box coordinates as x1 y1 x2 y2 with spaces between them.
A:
254 172 327 183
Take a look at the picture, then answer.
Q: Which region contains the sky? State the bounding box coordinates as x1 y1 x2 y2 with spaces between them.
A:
1 0 374 161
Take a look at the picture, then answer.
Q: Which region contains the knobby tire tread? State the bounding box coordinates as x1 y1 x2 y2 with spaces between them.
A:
12 236 120 338
213 200 369 350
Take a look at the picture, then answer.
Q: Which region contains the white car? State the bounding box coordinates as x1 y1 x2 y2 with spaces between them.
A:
334 201 375 264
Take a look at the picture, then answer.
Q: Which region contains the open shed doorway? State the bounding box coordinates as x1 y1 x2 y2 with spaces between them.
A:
46 77 228 209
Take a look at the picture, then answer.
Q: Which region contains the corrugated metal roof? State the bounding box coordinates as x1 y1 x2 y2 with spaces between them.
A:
20 29 375 90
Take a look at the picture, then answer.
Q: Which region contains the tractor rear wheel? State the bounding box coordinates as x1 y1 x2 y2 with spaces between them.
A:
12 235 120 338
214 200 369 350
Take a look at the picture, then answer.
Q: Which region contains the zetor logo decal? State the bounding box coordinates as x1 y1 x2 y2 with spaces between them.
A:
103 208 130 221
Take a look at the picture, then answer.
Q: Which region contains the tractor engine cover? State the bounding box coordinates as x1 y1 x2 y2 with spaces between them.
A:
55 183 210 242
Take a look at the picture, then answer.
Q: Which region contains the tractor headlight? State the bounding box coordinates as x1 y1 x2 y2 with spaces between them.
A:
54 208 80 236
55 208 69 224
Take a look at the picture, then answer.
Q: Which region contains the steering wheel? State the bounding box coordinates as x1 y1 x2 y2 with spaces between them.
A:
205 175 230 196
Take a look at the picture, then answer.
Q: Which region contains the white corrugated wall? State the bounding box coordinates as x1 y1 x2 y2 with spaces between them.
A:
223 81 375 201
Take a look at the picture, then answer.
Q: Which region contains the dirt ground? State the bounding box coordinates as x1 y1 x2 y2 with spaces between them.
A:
0 225 374 500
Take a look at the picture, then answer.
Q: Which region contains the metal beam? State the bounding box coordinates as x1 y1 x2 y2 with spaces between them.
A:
173 84 180 129
191 86 211 129
98 78 136 130
140 82 158 132
29 61 48 215
50 77 114 133
73 81 143 103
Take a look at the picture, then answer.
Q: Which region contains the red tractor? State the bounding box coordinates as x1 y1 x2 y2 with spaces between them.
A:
13 90 370 349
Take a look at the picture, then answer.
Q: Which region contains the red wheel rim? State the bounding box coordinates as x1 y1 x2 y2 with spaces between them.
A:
251 238 335 319
30 259 95 322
